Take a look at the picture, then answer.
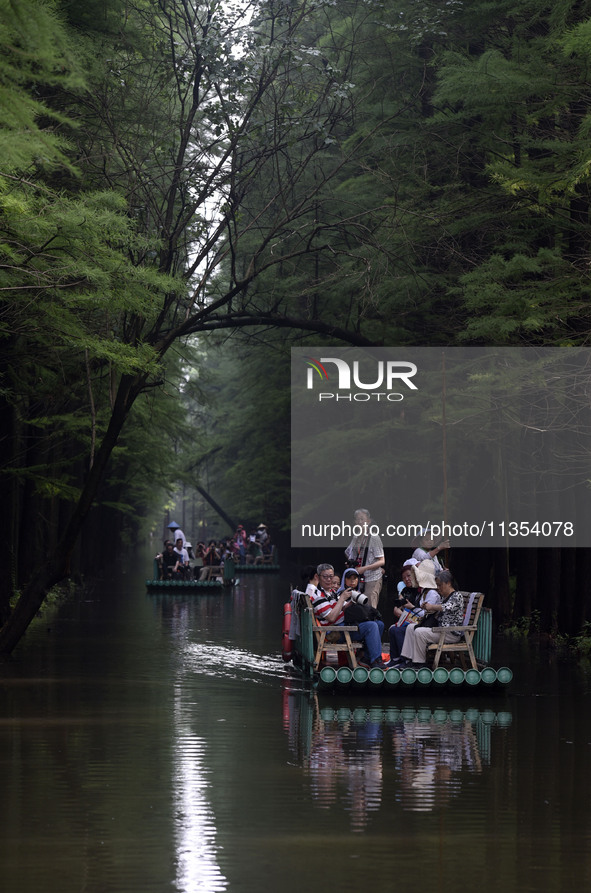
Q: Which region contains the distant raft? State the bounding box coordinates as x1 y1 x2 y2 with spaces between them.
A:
146 578 224 591
146 557 236 591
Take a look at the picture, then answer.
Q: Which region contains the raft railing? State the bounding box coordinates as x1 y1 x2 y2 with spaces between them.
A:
473 606 492 664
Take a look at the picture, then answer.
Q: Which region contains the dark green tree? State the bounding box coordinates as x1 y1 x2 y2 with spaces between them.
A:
0 0 380 654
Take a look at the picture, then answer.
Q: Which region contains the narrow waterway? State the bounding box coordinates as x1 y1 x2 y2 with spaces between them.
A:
1 555 590 893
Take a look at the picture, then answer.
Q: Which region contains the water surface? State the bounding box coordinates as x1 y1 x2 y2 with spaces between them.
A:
1 561 590 892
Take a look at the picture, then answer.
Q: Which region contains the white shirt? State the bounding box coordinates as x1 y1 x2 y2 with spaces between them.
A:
169 528 186 546
174 546 189 564
412 547 442 572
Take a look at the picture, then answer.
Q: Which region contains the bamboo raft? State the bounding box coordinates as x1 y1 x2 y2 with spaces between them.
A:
287 589 513 693
146 558 234 591
146 578 224 591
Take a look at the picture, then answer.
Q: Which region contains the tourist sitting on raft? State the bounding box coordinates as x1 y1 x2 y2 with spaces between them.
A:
389 569 464 668
173 537 191 579
161 541 184 579
154 540 169 578
305 563 387 670
246 532 264 564
233 525 247 562
254 524 274 562
220 539 234 561
255 523 269 547
198 540 223 580
387 560 440 665
392 559 422 621
192 542 206 569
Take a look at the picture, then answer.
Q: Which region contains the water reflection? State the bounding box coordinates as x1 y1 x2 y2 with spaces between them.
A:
159 587 285 893
150 593 283 682
172 699 228 892
283 687 512 829
6 565 591 893
156 593 232 891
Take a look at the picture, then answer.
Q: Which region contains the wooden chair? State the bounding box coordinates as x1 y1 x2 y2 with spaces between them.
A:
199 565 222 580
258 545 277 565
304 594 363 670
426 592 485 670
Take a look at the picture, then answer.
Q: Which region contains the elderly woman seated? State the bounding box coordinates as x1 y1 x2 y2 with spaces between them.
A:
390 569 464 668
387 560 440 665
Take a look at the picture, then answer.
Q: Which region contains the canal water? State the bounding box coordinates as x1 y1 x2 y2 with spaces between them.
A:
1 558 591 893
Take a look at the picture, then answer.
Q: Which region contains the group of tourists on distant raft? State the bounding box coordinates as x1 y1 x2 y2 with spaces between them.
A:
155 520 273 580
302 509 462 669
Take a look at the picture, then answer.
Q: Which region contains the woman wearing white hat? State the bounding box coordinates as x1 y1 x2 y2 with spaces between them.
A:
395 569 464 668
387 560 441 665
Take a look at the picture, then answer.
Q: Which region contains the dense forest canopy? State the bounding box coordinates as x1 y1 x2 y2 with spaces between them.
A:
2 0 591 653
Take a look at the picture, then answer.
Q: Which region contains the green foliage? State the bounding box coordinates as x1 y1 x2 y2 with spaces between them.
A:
503 609 542 637
454 249 591 342
0 0 83 174
571 621 591 656
250 0 591 347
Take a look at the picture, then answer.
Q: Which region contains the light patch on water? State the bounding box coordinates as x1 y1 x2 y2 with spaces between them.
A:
172 726 228 892
180 641 283 683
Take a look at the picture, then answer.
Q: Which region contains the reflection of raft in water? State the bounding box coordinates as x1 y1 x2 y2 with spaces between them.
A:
287 590 513 693
315 704 512 726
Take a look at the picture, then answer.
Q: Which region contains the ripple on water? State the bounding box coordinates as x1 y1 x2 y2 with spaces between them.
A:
179 641 284 684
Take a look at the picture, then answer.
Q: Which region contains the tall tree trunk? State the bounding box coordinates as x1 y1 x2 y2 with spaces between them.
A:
513 548 537 621
537 548 561 634
0 375 141 658
491 547 511 625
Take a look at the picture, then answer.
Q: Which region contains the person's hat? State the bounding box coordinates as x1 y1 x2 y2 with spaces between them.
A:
403 558 419 567
167 521 180 529
257 523 267 529
411 559 437 590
